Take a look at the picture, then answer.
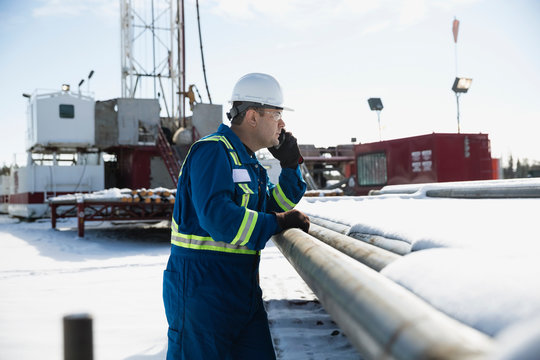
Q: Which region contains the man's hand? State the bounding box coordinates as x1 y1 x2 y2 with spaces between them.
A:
274 209 310 233
268 130 303 169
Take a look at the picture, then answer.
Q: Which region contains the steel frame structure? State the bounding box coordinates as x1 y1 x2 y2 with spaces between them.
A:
120 0 185 128
50 200 174 237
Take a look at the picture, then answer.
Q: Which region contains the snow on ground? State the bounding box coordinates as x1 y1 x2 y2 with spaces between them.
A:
5 179 539 359
297 180 540 357
0 215 360 360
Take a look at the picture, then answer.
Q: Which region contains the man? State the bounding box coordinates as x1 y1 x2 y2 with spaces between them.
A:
163 73 310 359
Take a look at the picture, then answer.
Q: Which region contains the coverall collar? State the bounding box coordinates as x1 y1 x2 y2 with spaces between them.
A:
217 124 259 165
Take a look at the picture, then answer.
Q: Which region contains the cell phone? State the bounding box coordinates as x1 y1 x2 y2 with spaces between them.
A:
274 129 286 150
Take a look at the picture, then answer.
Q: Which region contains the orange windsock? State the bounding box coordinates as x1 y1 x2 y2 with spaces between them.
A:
452 18 460 43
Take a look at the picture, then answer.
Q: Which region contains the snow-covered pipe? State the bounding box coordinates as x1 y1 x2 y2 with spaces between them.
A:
347 232 411 255
425 186 540 198
272 229 495 360
308 215 349 234
308 223 399 271
309 216 411 255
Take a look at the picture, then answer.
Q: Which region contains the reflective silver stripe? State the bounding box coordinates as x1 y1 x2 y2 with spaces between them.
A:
272 183 296 211
238 183 254 194
171 231 256 254
172 213 258 254
219 136 234 149
179 135 240 176
241 194 249 207
239 211 258 246
173 134 258 253
229 151 241 166
200 135 241 166
231 208 258 246
237 180 253 208
171 218 179 233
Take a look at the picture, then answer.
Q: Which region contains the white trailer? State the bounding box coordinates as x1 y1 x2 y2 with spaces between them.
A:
9 87 105 218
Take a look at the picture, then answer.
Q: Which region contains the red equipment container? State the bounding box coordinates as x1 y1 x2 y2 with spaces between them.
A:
350 133 493 195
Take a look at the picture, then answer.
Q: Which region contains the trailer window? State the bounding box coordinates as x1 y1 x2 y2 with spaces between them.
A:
357 152 387 186
59 104 75 119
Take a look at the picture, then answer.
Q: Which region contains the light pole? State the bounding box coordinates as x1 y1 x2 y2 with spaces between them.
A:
451 77 472 133
368 98 384 141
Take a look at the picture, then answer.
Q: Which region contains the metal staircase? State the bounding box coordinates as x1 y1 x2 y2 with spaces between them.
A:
156 126 182 187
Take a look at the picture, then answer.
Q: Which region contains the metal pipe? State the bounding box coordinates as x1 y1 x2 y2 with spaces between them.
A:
308 223 399 271
309 215 411 255
308 215 349 234
347 232 411 255
272 229 494 359
426 186 540 198
373 179 540 198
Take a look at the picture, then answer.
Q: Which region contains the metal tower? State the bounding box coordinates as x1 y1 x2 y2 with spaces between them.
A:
120 0 185 129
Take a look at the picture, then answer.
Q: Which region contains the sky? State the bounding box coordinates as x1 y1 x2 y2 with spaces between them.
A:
1 0 539 167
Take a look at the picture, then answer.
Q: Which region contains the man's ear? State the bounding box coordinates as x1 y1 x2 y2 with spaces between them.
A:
245 109 258 128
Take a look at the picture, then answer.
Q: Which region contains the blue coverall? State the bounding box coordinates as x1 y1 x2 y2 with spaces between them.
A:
163 124 306 359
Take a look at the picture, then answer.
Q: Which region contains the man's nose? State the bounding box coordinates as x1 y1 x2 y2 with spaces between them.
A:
278 118 285 128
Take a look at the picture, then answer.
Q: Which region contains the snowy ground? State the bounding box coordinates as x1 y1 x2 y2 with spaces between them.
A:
3 179 540 359
0 215 360 360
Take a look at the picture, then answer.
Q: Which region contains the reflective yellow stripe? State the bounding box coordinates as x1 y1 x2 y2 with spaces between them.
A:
231 208 258 246
171 218 179 233
237 183 253 208
199 135 240 166
240 210 258 246
238 183 255 194
173 133 259 254
229 151 241 166
238 183 254 194
171 226 257 254
179 135 241 177
272 183 296 211
241 194 249 207
219 136 234 150
171 239 257 254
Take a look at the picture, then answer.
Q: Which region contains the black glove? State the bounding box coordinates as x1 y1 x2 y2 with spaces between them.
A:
274 209 310 233
267 130 303 169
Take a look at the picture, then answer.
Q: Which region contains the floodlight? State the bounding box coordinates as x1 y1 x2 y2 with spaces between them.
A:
452 77 472 93
22 93 31 98
62 84 70 92
78 79 85 87
452 77 473 133
367 98 383 111
367 98 384 141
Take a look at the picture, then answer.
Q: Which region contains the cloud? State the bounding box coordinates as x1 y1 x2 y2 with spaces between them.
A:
362 20 392 36
398 0 428 26
204 0 380 21
32 0 118 20
202 0 483 35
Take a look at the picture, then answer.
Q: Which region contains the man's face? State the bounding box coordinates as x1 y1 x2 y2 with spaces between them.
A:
258 109 285 147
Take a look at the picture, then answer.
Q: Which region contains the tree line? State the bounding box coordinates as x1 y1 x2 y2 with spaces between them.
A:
503 155 540 178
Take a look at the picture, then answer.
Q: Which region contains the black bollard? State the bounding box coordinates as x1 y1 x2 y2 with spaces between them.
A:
63 313 93 360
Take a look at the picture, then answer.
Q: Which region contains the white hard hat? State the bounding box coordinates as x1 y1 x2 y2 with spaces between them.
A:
230 73 293 111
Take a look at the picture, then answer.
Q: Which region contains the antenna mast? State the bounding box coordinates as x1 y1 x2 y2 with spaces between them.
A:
120 0 185 130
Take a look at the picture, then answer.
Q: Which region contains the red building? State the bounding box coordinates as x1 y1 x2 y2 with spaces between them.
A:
302 133 494 196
